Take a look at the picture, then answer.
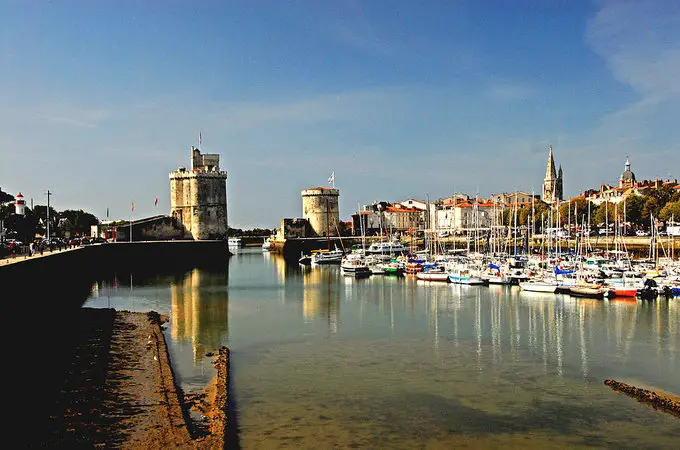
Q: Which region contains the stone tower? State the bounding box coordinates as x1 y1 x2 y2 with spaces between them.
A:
169 146 228 240
556 164 564 202
542 145 562 204
301 187 340 237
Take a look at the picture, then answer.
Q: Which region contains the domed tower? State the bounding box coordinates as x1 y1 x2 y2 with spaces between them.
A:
14 192 26 216
619 157 636 188
301 187 340 237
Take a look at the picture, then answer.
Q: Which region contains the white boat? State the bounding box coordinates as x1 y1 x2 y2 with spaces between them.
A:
366 241 408 256
299 252 312 265
416 267 449 282
446 262 485 285
228 237 243 248
311 246 344 265
519 280 558 293
341 254 371 276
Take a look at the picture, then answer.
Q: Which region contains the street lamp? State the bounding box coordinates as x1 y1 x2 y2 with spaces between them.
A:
45 190 53 241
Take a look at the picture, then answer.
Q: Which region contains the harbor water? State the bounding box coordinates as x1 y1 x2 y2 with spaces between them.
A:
84 248 680 448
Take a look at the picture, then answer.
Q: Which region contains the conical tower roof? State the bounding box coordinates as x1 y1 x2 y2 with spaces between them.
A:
544 145 556 180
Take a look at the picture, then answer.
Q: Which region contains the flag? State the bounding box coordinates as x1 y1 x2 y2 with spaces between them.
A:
199 131 202 148
154 197 158 207
131 202 134 213
106 207 109 219
328 171 335 185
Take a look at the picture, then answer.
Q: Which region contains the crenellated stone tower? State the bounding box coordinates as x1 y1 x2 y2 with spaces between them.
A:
169 146 228 240
542 144 563 204
301 187 340 237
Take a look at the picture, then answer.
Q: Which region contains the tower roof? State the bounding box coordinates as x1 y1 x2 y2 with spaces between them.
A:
544 145 556 180
620 157 635 183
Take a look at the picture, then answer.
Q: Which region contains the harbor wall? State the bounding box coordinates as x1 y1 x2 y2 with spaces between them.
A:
2 240 232 305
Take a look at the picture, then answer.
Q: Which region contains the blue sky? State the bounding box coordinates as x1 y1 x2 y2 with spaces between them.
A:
1 0 679 229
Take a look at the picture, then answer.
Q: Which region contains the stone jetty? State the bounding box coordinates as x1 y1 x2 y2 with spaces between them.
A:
604 379 680 419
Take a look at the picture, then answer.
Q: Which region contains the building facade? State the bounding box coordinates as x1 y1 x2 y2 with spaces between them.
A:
169 146 228 240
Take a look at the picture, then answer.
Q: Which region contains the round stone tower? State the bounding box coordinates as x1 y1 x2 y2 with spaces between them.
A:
301 187 340 237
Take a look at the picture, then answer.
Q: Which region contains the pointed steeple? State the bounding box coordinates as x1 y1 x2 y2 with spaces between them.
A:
545 144 556 181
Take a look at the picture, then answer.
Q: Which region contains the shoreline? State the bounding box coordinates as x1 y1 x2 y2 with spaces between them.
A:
36 308 229 448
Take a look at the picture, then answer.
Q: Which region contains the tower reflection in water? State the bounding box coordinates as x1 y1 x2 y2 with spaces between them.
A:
170 267 230 362
302 266 340 333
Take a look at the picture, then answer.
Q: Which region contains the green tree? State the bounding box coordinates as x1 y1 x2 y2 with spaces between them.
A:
0 188 14 204
659 201 680 222
618 195 645 226
591 202 616 226
59 209 100 236
641 197 660 222
32 205 59 237
558 198 588 227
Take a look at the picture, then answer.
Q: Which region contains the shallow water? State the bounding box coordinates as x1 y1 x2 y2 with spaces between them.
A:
85 248 680 448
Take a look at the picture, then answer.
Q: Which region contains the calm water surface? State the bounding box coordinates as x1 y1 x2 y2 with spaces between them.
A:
85 248 680 449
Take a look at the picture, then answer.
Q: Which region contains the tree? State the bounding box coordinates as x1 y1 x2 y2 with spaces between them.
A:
618 195 645 226
0 188 14 204
659 201 680 222
558 198 588 227
642 197 660 223
32 205 59 237
59 209 100 236
591 202 616 227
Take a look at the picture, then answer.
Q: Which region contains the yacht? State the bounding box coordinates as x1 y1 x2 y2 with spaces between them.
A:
311 246 344 265
366 240 408 256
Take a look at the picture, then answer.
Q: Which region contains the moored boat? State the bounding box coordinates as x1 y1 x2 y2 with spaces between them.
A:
519 280 558 293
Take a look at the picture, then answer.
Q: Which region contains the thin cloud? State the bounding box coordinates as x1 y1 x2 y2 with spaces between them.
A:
485 81 535 101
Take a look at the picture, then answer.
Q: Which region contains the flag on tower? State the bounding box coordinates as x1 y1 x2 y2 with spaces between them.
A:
131 202 135 213
154 197 158 207
328 171 335 186
199 131 202 149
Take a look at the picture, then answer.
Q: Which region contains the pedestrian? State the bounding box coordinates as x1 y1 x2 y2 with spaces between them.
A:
29 242 34 257
9 240 15 258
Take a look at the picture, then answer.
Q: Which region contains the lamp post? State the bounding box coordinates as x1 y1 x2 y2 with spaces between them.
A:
45 190 52 241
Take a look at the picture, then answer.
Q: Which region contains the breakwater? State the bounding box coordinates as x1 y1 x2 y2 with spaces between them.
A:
604 379 680 419
2 240 232 303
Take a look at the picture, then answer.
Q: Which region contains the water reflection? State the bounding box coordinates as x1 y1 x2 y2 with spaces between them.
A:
83 251 680 447
302 265 340 333
169 267 230 362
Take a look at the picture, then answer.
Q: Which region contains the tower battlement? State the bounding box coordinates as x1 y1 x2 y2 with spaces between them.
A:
169 145 228 240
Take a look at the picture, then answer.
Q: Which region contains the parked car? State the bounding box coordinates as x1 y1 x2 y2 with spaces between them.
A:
91 237 108 244
636 230 650 237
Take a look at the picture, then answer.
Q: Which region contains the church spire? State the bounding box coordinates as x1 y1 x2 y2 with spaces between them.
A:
544 144 556 181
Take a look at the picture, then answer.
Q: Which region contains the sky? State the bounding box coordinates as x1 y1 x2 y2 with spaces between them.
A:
1 0 679 229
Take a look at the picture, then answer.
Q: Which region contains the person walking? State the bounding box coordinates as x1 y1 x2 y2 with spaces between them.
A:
29 242 34 257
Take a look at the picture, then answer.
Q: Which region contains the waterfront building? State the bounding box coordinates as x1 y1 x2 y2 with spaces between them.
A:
169 146 228 240
382 204 421 234
542 145 563 205
301 187 340 237
586 158 678 205
434 199 507 233
490 191 538 205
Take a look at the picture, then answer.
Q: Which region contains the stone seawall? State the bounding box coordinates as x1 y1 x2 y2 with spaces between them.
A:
3 240 232 440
